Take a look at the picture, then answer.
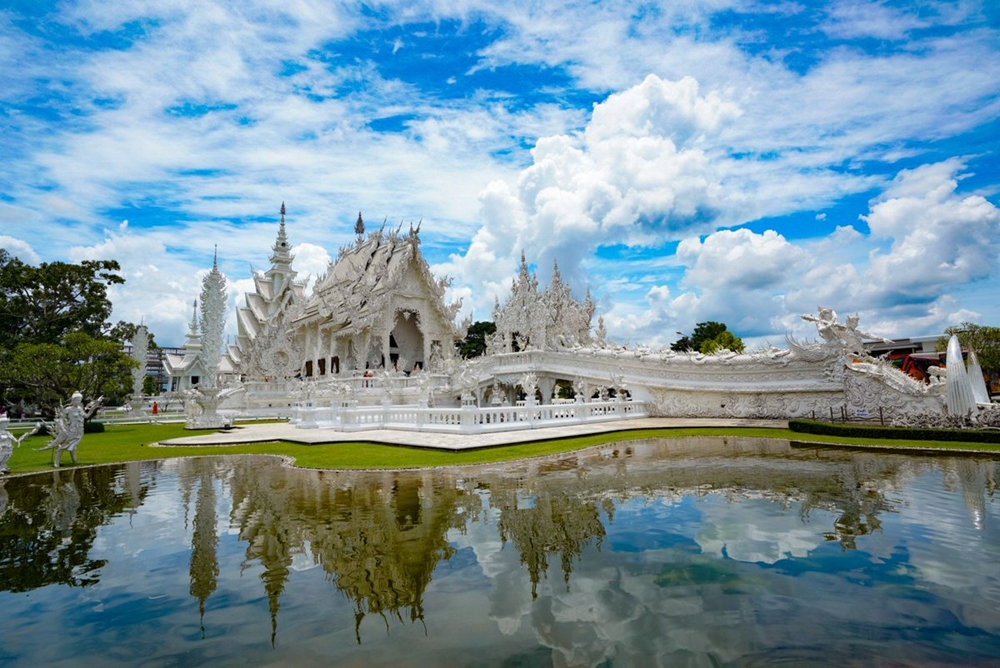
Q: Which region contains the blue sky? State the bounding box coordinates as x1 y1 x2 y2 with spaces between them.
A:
1 0 998 348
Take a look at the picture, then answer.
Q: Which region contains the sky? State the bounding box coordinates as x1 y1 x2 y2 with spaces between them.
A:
1 0 999 349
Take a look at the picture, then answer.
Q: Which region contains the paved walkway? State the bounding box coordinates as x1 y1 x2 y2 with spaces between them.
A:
158 417 789 451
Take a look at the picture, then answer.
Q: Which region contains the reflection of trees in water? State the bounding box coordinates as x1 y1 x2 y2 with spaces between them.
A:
0 463 149 592
490 484 611 600
225 460 480 643
793 453 905 551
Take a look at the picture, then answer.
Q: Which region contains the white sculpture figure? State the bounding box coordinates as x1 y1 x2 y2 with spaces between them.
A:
36 392 103 468
610 372 627 401
801 306 841 347
519 372 539 405
491 379 504 406
842 314 894 353
801 307 891 355
0 416 41 474
945 335 977 416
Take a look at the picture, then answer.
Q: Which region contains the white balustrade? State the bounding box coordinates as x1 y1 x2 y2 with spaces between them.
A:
292 398 649 434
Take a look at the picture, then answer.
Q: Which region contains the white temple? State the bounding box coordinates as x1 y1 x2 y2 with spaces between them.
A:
166 204 966 431
163 300 211 391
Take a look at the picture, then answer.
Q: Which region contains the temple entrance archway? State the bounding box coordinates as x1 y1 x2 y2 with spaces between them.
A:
390 310 424 372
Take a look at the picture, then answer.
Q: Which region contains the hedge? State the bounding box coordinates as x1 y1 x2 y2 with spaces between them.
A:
34 420 106 436
788 419 1000 444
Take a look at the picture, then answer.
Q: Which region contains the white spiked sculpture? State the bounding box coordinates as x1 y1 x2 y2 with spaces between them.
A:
945 335 976 416
130 325 149 400
185 250 240 429
967 349 991 406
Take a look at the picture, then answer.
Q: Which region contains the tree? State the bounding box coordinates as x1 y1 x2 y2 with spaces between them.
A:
0 333 136 416
700 330 745 354
109 321 157 351
670 335 693 353
0 250 124 349
142 375 160 396
459 321 496 358
671 321 745 354
0 251 139 414
937 323 1000 374
355 211 365 237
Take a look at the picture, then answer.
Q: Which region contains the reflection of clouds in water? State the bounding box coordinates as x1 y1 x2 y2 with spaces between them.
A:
525 553 756 666
695 497 825 564
879 467 1000 633
447 492 533 635
448 490 758 665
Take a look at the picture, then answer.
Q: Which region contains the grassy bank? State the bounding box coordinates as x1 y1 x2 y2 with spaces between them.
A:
5 422 1000 477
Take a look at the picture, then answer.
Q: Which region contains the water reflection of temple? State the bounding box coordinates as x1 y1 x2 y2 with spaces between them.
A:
223 460 480 643
2 442 999 661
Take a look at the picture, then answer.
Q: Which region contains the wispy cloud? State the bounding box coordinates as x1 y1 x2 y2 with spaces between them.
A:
0 0 997 347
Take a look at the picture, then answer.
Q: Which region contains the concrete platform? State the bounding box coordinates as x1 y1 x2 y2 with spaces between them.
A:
157 417 790 451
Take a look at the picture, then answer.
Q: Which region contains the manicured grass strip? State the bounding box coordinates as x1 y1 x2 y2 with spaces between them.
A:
6 423 1000 476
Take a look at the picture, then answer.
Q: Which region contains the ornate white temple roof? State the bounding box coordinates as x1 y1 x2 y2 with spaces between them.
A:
223 203 306 373
295 221 462 337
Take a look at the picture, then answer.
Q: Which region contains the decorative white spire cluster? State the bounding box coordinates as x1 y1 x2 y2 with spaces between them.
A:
199 248 228 389
491 253 595 353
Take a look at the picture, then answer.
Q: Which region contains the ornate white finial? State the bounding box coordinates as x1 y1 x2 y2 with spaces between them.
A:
189 299 199 333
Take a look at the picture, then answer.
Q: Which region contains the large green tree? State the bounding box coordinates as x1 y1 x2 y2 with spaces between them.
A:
671 321 745 354
0 250 137 414
0 250 124 348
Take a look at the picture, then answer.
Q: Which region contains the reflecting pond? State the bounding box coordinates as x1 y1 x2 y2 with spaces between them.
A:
2 437 999 667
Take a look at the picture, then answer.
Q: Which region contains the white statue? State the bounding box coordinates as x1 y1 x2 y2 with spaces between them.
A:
801 307 892 355
36 392 103 468
0 415 41 474
518 372 539 405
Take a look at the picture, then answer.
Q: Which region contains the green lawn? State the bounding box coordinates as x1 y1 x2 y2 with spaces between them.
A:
5 422 1000 476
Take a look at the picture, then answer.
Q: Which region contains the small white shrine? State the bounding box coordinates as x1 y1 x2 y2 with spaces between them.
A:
163 301 212 391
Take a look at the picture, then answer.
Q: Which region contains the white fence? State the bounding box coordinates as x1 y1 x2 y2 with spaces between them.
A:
292 398 650 435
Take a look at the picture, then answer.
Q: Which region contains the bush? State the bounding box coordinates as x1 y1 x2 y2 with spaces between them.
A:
788 419 1000 444
84 421 105 434
24 420 105 436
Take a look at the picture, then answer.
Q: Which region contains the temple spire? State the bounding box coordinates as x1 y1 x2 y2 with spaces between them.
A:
189 299 199 334
184 299 203 349
270 202 293 264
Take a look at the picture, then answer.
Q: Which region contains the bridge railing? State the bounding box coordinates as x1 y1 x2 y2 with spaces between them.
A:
293 398 649 434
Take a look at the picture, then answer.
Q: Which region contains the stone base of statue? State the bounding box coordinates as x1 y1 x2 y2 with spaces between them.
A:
184 386 242 430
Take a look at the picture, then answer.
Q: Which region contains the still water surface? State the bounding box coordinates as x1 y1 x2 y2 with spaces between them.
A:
1 437 999 667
